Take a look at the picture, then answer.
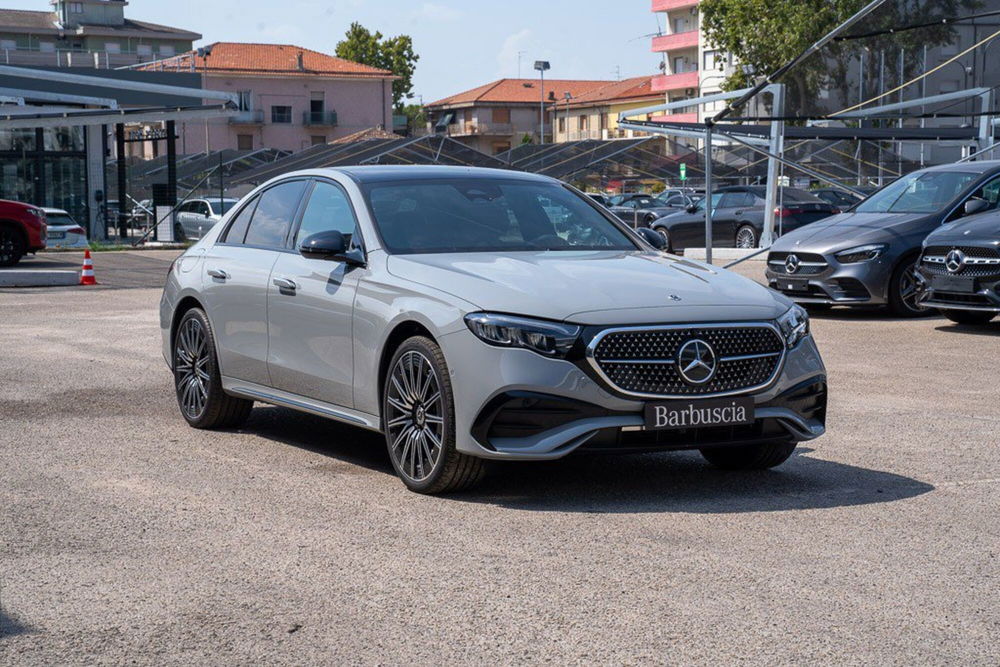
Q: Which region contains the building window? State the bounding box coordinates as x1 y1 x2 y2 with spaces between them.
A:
578 115 588 131
69 2 84 13
271 106 292 124
137 44 153 57
492 142 511 155
104 42 121 54
237 91 253 112
703 50 727 71
159 45 175 57
558 117 566 133
237 134 254 150
600 113 608 131
492 107 510 124
0 39 15 51
39 42 55 53
311 135 327 146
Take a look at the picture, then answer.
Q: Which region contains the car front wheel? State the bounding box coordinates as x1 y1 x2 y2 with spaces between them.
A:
173 308 253 429
700 441 796 470
0 226 25 267
383 336 485 494
940 309 996 325
888 256 929 317
735 225 758 249
653 227 673 253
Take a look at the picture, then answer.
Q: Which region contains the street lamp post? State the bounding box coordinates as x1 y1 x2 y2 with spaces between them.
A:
534 60 550 144
563 92 572 142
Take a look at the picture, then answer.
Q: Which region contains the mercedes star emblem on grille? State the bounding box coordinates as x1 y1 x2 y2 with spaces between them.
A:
676 339 717 385
784 254 801 274
945 248 967 274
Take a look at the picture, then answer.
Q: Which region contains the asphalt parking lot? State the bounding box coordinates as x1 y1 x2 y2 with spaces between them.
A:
2 252 999 663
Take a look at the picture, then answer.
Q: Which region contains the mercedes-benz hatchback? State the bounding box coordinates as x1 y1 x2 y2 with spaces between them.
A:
161 166 827 494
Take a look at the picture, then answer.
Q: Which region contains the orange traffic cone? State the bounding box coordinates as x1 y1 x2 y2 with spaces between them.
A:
79 249 98 285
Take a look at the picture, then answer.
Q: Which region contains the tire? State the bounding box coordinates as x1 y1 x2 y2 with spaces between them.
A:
888 255 929 317
0 225 25 268
642 214 657 228
653 226 673 253
941 309 996 325
382 336 485 494
700 441 797 470
735 224 758 249
173 308 253 429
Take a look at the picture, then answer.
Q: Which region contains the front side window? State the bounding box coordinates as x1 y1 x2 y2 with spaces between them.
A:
295 181 358 246
365 179 637 254
244 181 306 248
855 171 978 215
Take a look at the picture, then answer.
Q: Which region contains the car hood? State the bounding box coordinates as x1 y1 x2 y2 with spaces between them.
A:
386 250 790 325
924 209 1000 244
770 211 936 252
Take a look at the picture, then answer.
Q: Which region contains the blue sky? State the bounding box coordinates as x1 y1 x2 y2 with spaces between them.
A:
6 0 662 102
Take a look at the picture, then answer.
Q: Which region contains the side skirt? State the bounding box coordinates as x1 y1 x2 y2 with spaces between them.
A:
222 377 382 432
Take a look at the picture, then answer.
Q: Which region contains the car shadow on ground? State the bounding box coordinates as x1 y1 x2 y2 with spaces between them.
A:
933 321 1000 336
0 609 37 638
805 306 943 324
243 407 934 515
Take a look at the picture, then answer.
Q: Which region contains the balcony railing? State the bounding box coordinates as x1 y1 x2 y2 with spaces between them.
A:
229 110 264 125
651 70 700 92
441 122 514 137
0 47 168 69
652 0 699 11
304 111 338 126
651 30 700 52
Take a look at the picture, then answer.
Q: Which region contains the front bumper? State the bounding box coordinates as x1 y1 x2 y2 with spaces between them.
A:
439 327 827 460
916 266 1000 313
766 251 892 306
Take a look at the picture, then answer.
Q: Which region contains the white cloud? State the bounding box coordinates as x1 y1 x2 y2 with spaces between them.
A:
497 28 532 79
412 3 461 22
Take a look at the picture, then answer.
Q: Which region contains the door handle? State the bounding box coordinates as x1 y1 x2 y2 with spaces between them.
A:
207 268 229 280
272 276 298 291
734 210 743 216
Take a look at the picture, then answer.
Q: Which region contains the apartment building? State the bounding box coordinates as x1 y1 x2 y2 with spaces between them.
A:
0 0 198 68
137 42 395 154
550 76 663 143
650 0 734 120
425 78 613 154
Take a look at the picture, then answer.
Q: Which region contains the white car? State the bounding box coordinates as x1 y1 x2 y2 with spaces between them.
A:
175 198 239 240
42 208 89 249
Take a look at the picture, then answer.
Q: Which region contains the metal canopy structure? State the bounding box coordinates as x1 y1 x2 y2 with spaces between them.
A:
121 148 291 196
229 135 510 187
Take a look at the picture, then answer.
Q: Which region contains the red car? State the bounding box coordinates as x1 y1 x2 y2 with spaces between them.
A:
0 199 48 267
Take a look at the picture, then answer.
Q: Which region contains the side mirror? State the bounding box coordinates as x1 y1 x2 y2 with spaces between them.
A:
636 226 668 250
964 198 989 216
299 230 365 266
686 205 697 214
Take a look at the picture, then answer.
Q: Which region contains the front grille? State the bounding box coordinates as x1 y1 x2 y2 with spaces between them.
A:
767 251 829 276
588 324 785 397
930 292 992 306
922 245 1000 278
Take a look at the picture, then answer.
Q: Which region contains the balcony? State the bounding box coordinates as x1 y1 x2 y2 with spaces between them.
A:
304 111 338 126
651 112 699 124
652 0 699 11
444 122 514 137
229 110 264 125
651 30 699 52
0 46 166 69
650 70 700 92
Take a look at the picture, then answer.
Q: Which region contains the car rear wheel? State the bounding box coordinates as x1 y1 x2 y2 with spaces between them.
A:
700 441 796 470
940 309 996 325
888 256 929 317
653 227 673 253
383 337 485 494
0 225 25 267
735 225 758 249
173 308 253 429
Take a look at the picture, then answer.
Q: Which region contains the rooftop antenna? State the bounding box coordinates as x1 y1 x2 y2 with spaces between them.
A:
517 50 526 78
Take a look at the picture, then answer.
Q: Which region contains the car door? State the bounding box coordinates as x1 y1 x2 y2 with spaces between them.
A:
712 191 744 245
670 192 721 250
266 179 364 408
200 180 307 386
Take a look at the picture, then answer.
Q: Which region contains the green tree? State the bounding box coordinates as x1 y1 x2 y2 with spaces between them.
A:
398 103 426 134
700 0 977 117
335 22 419 111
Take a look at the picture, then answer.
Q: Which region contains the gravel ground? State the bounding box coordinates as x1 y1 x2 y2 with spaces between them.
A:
1 253 999 664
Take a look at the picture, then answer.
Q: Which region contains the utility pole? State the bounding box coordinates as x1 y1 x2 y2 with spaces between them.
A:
534 61 550 144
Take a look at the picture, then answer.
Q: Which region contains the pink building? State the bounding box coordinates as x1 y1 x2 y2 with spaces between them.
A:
138 42 395 154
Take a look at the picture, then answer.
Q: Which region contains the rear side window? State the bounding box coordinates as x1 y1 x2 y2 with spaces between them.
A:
244 180 307 248
718 192 743 208
222 194 259 244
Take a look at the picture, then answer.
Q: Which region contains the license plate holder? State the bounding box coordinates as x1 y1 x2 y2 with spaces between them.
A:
47 231 66 240
644 397 755 431
781 278 810 293
931 274 976 293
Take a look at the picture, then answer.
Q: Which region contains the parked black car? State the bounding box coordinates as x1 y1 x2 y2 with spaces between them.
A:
607 194 681 227
586 193 610 206
916 208 1000 325
813 188 864 209
650 186 837 252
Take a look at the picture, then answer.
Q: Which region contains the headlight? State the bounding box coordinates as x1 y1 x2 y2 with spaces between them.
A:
776 304 810 349
835 243 886 263
464 313 581 358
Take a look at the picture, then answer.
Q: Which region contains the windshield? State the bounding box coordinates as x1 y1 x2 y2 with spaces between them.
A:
365 179 638 254
208 200 238 215
45 213 75 225
855 171 978 214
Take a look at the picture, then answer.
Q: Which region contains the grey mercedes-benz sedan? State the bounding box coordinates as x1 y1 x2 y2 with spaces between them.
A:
766 161 1000 316
161 166 827 493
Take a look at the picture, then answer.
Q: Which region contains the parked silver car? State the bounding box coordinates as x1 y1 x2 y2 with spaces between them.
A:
175 197 239 240
160 167 827 493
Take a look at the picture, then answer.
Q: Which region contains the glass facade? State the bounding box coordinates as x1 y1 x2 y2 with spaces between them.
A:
0 127 89 228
